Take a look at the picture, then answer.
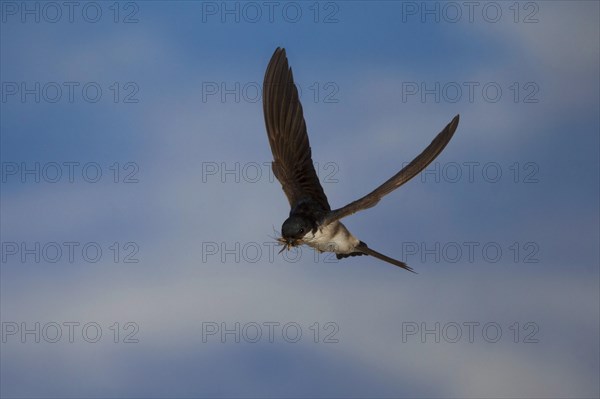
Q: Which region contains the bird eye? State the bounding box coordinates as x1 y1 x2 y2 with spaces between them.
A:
299 228 304 234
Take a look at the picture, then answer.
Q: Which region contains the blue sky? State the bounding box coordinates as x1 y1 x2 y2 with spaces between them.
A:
1 1 599 397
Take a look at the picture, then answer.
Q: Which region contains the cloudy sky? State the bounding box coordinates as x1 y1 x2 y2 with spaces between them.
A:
1 1 599 398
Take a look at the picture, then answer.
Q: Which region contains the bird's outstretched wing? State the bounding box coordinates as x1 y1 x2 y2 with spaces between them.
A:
263 47 330 211
320 115 460 226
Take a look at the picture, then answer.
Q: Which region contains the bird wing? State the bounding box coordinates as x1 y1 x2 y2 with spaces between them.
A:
263 47 330 211
320 114 460 226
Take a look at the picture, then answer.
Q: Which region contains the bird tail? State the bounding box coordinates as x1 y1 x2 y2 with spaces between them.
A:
357 242 416 273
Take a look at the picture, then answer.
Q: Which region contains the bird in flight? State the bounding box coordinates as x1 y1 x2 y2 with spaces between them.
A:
263 48 459 272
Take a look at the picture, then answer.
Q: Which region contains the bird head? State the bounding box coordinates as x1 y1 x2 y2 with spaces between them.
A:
278 215 312 251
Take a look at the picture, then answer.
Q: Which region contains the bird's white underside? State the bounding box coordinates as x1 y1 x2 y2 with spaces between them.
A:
302 221 360 254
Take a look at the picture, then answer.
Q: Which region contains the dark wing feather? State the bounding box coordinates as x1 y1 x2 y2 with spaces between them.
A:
263 48 330 211
320 114 459 225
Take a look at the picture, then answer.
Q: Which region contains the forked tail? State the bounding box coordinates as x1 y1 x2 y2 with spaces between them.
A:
358 242 416 273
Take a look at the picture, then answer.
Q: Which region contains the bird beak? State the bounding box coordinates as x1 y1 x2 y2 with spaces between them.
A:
277 239 290 254
277 237 297 253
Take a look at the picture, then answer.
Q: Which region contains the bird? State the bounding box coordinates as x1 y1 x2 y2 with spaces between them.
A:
263 47 459 272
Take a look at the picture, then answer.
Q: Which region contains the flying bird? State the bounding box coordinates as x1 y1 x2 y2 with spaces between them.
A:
263 47 459 272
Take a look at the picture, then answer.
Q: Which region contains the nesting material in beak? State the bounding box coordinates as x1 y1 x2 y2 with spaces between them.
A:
277 237 298 253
